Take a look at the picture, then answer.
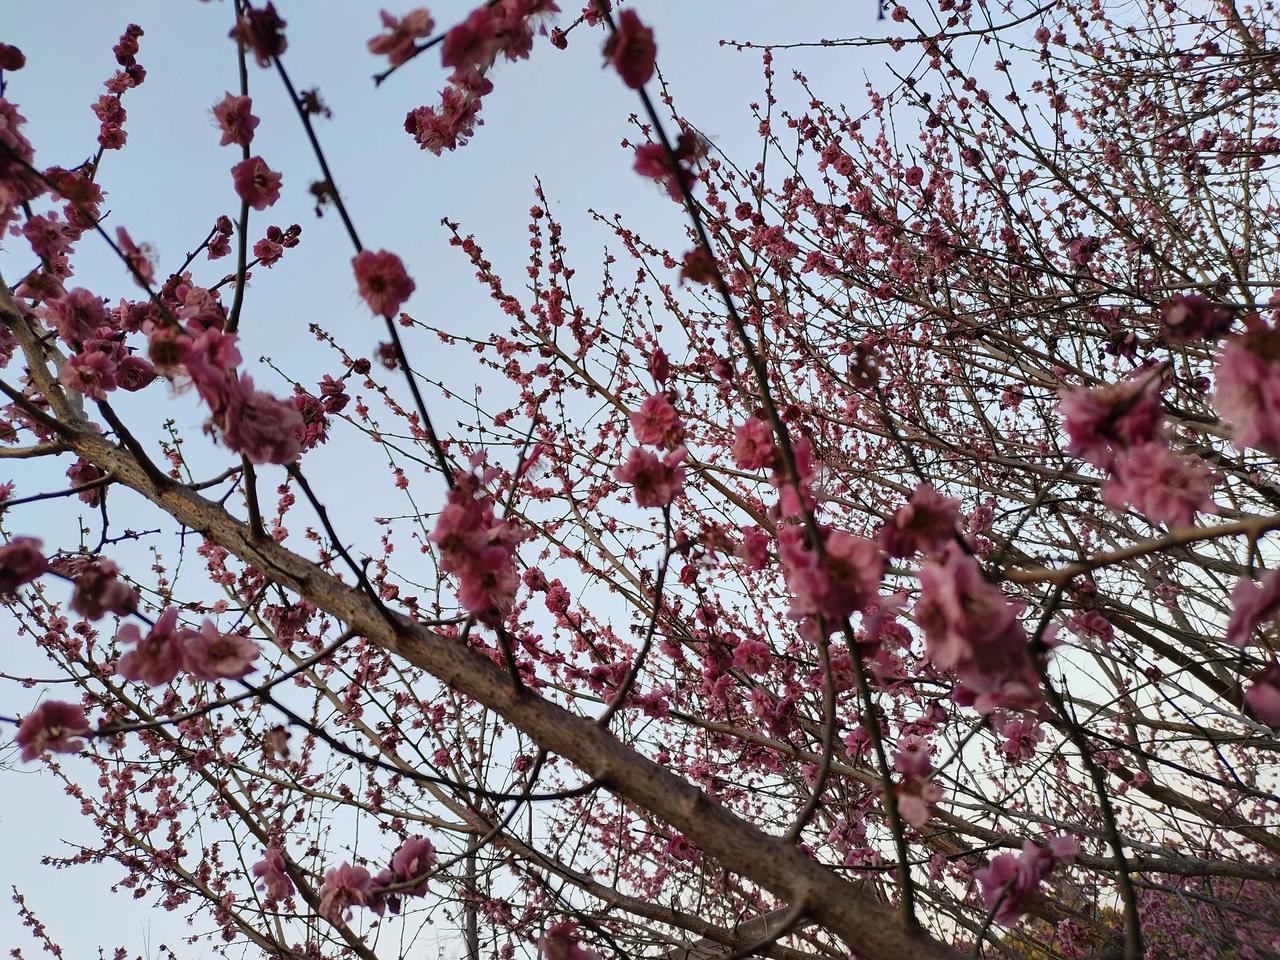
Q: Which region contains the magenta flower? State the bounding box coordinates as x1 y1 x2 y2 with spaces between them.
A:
615 446 686 508
353 249 416 318
230 2 287 67
15 701 90 762
1103 443 1214 528
117 607 187 687
0 537 48 595
252 846 295 904
318 861 375 923
976 838 1076 926
1213 329 1280 455
389 836 437 895
231 156 282 210
604 9 656 89
212 93 258 148
540 921 603 960
180 620 260 681
1160 293 1233 344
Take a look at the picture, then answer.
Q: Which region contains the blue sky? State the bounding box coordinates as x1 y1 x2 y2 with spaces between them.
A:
1 1 900 954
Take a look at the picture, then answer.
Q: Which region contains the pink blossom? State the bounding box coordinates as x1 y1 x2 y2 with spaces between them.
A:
1161 294 1233 344
117 607 187 687
1245 664 1280 727
230 2 287 67
116 354 157 391
880 484 961 558
368 9 434 67
738 526 770 570
66 459 108 507
353 249 416 317
15 701 90 762
604 9 655 89
1226 569 1280 647
1213 329 1280 455
540 921 602 960
180 325 243 413
994 714 1045 763
441 7 498 74
59 349 118 400
252 847 295 904
318 862 375 923
732 637 773 675
45 288 109 347
180 620 260 681
231 156 282 210
212 93 258 148
777 524 882 627
69 559 139 620
430 473 525 622
389 836 437 895
1103 443 1214 527
1058 373 1163 468
0 537 48 594
893 737 942 828
220 375 305 465
732 417 776 470
630 393 682 447
914 544 1039 713
116 227 156 287
976 838 1076 926
615 446 686 508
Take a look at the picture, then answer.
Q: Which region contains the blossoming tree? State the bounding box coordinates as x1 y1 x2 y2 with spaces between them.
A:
2 1 1279 959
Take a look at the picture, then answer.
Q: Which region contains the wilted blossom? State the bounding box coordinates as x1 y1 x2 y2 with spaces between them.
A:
180 620 260 681
914 544 1040 713
1213 328 1280 455
615 446 686 508
117 607 186 686
0 537 48 594
1102 443 1214 527
318 862 375 923
880 484 961 558
15 701 90 762
777 524 882 629
1058 372 1163 468
976 837 1077 926
252 846 295 904
430 473 525 621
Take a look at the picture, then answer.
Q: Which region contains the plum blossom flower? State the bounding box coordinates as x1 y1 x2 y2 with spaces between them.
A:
221 376 305 465
45 288 109 347
15 701 90 762
117 607 187 687
1058 372 1163 468
893 735 942 827
880 484 960 558
231 2 287 67
116 227 156 287
976 837 1077 926
1226 569 1280 647
1160 293 1233 344
615 446 686 508
0 537 48 594
318 862 375 923
430 473 525 622
732 637 773 675
777 524 882 628
59 349 118 400
388 836 437 895
69 559 138 620
603 9 655 89
630 393 682 447
1103 443 1214 527
252 846 295 904
914 544 1039 713
180 620 260 681
212 93 258 148
540 921 602 960
368 9 434 67
232 156 282 210
732 417 776 470
1245 664 1280 727
1213 328 1280 455
353 249 416 317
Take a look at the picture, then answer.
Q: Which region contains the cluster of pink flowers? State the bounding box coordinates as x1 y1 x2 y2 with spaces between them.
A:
64 557 139 620
92 25 144 151
1224 569 1280 727
913 544 1040 713
404 0 557 154
251 846 295 904
540 921 603 960
430 473 525 622
975 837 1077 926
1060 370 1214 526
777 523 882 633
117 606 260 687
617 392 687 508
892 735 941 827
311 836 438 923
1213 325 1280 455
633 130 703 200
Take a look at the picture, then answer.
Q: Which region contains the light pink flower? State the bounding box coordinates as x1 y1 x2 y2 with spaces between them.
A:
1213 329 1280 455
1059 372 1162 468
212 92 258 148
732 417 776 470
353 249 416 317
117 607 187 687
0 537 48 594
777 524 882 627
231 156 282 210
1103 443 1214 527
252 847 295 904
44 288 109 347
15 701 90 762
1226 569 1280 647
630 393 682 447
976 838 1076 926
880 484 961 558
180 620 259 681
318 862 375 923
389 836 436 895
615 446 686 509
69 559 138 620
60 349 118 400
